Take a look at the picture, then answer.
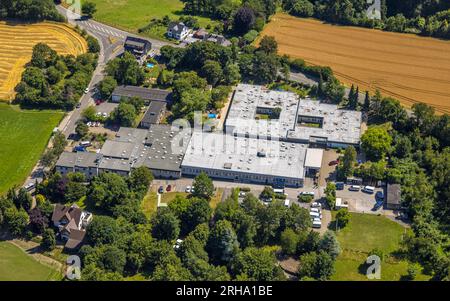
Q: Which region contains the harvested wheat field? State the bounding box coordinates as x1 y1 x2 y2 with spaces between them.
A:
0 21 87 101
260 13 450 114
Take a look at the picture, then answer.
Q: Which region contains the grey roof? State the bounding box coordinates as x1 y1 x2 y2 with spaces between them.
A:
141 101 166 125
99 157 132 172
387 184 401 205
134 124 190 172
100 140 136 160
168 22 188 35
55 152 100 169
112 86 172 102
124 36 151 49
225 84 362 145
182 132 307 180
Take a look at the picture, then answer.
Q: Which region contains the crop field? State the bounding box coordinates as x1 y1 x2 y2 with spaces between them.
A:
0 21 87 101
77 0 217 33
0 104 63 195
260 13 450 114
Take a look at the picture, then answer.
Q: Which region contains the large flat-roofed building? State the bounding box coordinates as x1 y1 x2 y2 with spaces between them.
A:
111 86 172 104
55 151 101 180
287 100 362 148
56 125 190 179
225 84 362 148
181 132 307 187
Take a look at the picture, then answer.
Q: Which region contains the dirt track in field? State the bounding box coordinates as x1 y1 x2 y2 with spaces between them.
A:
0 21 87 101
260 13 450 114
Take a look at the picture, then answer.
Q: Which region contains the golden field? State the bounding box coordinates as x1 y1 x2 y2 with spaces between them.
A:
0 21 87 101
260 13 450 114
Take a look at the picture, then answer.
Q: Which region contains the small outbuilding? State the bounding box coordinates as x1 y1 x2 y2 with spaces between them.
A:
386 184 401 210
304 148 324 176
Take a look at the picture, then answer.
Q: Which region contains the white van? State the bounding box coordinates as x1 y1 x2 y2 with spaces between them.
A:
273 188 284 194
363 186 375 194
284 199 290 207
310 207 321 213
311 202 322 208
349 185 361 191
300 191 315 197
310 211 320 219
312 220 322 228
80 141 91 147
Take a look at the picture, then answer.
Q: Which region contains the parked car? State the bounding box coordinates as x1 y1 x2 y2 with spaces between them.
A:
311 202 322 208
23 182 35 192
284 199 290 207
185 186 191 193
84 87 89 94
166 185 172 192
300 191 315 197
335 182 344 190
373 200 384 211
310 208 321 214
375 191 384 200
312 220 322 228
329 159 339 166
349 185 361 191
239 191 246 197
362 186 375 194
310 211 321 219
76 102 81 109
158 186 164 194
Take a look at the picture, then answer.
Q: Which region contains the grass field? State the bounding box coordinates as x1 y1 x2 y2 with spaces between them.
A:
81 0 216 37
0 104 64 195
260 13 450 114
0 21 87 101
0 241 61 281
331 213 430 281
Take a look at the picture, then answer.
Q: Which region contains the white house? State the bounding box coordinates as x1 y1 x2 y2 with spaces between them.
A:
167 22 190 41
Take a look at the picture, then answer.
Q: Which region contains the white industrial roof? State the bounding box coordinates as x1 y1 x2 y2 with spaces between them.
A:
304 148 324 168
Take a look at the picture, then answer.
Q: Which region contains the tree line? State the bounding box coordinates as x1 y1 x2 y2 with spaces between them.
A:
0 0 65 22
282 0 450 39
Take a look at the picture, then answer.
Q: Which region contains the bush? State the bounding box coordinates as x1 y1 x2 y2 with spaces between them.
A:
335 208 350 228
41 228 56 250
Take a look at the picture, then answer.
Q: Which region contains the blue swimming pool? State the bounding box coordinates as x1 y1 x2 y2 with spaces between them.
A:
146 63 155 68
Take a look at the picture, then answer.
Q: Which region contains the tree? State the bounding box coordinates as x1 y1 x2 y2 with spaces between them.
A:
86 216 120 246
41 228 56 250
192 172 215 199
252 51 280 84
363 91 370 111
258 36 278 54
75 121 89 138
280 228 299 255
233 6 256 35
340 145 357 177
101 245 126 273
319 231 341 260
82 1 97 18
298 250 335 280
335 208 350 228
109 102 136 127
86 36 100 53
97 76 117 100
223 63 241 85
324 182 336 209
259 186 274 201
4 207 28 236
406 263 420 280
152 207 180 241
128 166 153 195
201 60 223 86
31 43 57 68
361 126 392 161
231 247 286 281
183 198 212 234
207 220 239 265
65 172 87 203
29 208 49 234
289 0 314 17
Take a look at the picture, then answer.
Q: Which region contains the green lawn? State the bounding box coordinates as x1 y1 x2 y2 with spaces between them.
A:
0 104 63 195
0 241 62 281
81 0 217 36
331 212 430 281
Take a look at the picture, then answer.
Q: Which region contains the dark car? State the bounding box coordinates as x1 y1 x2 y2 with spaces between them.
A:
158 186 164 194
166 185 172 192
375 191 384 200
329 159 339 166
373 200 384 211
335 182 344 190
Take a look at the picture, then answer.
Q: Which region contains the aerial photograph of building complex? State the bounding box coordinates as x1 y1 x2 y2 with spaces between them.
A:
0 0 449 296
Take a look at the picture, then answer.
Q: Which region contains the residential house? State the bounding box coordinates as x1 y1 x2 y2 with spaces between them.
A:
51 204 93 250
124 36 152 58
167 22 190 41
